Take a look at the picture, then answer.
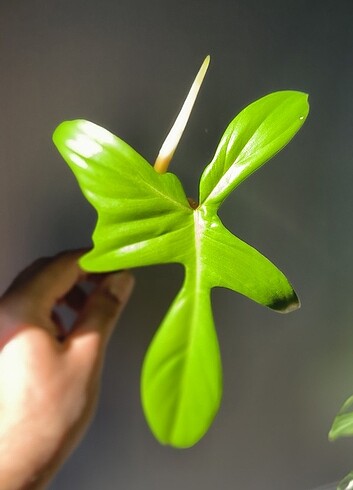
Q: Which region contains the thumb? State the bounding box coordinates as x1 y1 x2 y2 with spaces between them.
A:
68 271 134 361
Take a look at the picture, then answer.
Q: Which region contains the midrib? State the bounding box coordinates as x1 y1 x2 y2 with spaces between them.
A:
169 209 205 442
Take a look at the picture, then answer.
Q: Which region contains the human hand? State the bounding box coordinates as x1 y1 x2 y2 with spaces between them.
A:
0 251 134 490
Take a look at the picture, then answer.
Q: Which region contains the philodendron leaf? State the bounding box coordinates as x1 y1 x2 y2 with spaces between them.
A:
53 90 309 448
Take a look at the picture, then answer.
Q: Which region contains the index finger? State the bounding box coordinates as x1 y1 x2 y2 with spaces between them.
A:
4 250 89 309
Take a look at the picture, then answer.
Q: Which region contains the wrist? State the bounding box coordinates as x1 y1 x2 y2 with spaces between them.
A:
0 416 63 490
0 437 37 488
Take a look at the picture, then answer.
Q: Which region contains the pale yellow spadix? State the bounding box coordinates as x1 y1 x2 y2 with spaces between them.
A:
154 55 210 174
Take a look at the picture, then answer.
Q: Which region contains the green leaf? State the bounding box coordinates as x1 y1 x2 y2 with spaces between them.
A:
53 89 308 448
337 471 353 490
199 91 309 208
329 397 353 489
141 271 222 448
329 395 353 441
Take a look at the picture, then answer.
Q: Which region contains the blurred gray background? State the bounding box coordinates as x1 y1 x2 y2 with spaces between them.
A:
0 0 352 489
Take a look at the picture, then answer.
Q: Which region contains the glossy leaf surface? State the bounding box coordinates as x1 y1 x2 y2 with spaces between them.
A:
199 91 309 208
53 90 309 448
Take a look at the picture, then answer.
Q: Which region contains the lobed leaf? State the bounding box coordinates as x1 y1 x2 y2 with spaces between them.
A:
53 87 308 448
199 91 309 208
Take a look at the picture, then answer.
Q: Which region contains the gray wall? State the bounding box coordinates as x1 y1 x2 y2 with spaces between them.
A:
1 1 352 489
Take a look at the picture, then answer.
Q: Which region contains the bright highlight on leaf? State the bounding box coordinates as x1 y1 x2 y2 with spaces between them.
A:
53 57 309 448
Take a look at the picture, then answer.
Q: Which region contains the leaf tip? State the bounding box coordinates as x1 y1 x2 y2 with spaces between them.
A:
328 427 337 442
328 419 346 442
270 289 301 314
52 120 66 146
297 91 310 120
